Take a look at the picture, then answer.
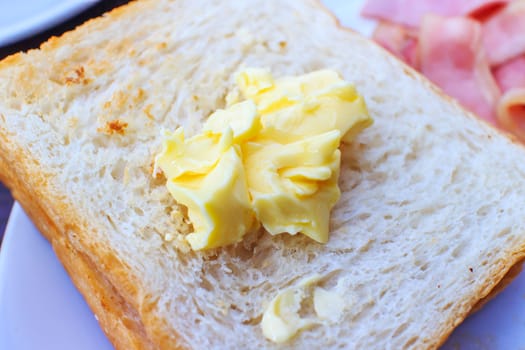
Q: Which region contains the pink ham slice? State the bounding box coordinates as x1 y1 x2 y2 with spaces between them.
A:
362 0 510 27
462 0 512 18
497 89 525 139
372 21 419 67
419 15 501 124
494 56 525 138
482 0 525 65
494 56 525 92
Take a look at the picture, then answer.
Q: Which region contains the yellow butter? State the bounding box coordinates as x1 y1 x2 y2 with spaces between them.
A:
261 275 322 343
155 68 372 250
242 131 341 243
239 69 372 243
155 126 254 251
261 275 345 343
203 100 260 143
313 287 344 321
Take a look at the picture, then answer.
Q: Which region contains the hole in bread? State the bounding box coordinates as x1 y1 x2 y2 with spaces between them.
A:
392 323 408 337
105 215 117 230
496 227 511 238
230 242 256 261
133 207 144 216
414 258 429 272
351 299 375 323
306 251 316 263
199 275 215 292
98 166 106 178
451 241 467 259
241 314 262 326
192 298 205 318
357 212 371 221
441 301 453 311
437 245 448 255
404 336 419 347
371 95 385 104
110 159 127 180
476 205 490 217
297 290 316 319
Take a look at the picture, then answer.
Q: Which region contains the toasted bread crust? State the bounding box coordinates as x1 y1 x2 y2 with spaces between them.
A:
0 129 155 349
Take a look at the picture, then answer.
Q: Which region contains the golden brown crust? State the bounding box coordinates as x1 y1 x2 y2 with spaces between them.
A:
468 258 524 315
54 232 152 349
0 3 185 349
0 132 153 349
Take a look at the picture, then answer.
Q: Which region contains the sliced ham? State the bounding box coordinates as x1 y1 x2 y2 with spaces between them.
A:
362 0 510 27
362 0 460 27
497 89 525 139
372 21 419 67
494 57 525 139
461 0 512 19
419 15 501 124
482 0 525 65
493 56 525 92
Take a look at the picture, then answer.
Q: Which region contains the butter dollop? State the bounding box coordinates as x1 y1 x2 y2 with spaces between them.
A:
261 275 322 343
154 68 372 250
261 274 345 343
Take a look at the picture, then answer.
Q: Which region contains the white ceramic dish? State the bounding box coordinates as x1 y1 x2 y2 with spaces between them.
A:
0 0 98 46
1 1 525 349
0 204 113 350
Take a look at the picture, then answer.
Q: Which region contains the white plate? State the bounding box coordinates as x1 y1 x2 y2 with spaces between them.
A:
0 0 98 47
0 204 113 350
1 1 525 349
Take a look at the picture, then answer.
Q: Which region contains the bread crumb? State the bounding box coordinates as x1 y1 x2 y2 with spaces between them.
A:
144 104 154 120
97 120 128 135
123 166 130 185
215 300 230 316
134 88 146 104
67 116 78 129
173 234 191 253
64 66 91 85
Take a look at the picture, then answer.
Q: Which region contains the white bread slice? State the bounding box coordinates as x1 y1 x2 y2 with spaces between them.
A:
1 0 525 348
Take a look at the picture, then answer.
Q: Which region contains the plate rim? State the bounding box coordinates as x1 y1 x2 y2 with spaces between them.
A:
0 1 99 47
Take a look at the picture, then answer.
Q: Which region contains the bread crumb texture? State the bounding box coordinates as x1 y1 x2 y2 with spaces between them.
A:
1 0 525 349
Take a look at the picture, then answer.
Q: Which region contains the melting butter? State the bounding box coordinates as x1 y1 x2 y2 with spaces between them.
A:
154 68 372 250
261 274 345 343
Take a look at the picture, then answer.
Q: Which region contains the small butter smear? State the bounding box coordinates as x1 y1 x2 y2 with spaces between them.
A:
313 287 344 321
261 275 322 343
154 68 372 250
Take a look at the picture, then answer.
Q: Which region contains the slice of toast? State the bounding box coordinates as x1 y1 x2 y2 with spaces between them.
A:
1 0 525 348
